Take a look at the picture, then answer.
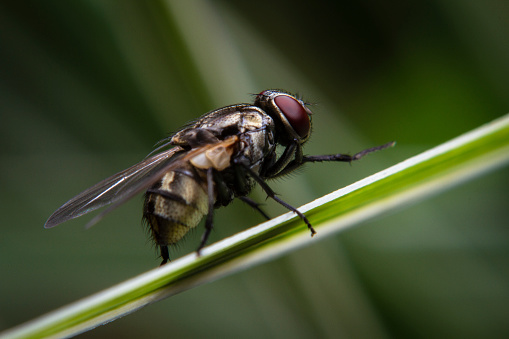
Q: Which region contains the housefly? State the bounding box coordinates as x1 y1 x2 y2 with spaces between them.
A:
45 90 394 265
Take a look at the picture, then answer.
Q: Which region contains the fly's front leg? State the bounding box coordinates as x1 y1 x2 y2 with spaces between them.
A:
267 141 305 178
197 168 215 255
276 141 396 176
301 141 395 164
263 141 298 178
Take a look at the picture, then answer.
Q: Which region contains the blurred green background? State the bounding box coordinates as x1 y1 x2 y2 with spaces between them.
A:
1 1 508 338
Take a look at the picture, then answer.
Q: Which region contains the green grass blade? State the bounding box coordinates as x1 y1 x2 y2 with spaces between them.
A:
2 113 509 339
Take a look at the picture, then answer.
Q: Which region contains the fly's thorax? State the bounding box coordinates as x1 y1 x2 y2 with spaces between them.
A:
170 105 275 150
143 167 209 246
238 118 276 173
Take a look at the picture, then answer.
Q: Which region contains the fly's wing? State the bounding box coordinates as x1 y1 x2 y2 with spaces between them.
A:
44 146 185 228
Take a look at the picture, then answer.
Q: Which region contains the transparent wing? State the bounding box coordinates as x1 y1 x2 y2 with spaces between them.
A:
44 146 185 228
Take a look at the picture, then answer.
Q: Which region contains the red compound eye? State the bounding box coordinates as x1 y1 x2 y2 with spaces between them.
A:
274 95 310 138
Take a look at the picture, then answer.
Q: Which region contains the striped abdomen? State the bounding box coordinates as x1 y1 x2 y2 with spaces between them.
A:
143 167 209 247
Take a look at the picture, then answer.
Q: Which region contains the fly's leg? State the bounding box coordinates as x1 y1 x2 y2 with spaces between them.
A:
160 245 170 266
302 141 396 164
239 196 271 220
212 170 233 207
197 168 215 255
262 141 298 178
275 141 396 177
236 160 316 236
232 163 271 220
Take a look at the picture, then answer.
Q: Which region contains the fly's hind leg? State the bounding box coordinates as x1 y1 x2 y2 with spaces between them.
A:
160 245 170 266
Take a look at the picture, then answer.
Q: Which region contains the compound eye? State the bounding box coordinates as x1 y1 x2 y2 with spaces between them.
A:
274 95 310 138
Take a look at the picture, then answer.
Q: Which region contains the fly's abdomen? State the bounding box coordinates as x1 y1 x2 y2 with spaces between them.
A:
143 169 209 246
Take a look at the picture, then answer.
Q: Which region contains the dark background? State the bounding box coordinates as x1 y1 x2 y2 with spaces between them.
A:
1 1 508 338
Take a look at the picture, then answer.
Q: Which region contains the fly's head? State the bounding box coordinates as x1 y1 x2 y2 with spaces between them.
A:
255 90 312 146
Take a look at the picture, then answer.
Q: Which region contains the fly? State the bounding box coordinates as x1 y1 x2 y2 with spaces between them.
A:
45 90 395 265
